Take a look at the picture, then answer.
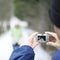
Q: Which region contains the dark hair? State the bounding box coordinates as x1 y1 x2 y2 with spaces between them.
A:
49 0 60 28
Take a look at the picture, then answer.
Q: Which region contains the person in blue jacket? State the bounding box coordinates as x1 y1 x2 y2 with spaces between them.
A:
9 32 39 60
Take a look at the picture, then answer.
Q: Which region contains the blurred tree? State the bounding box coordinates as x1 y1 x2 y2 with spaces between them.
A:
14 0 41 19
14 0 51 19
0 0 13 34
14 0 53 33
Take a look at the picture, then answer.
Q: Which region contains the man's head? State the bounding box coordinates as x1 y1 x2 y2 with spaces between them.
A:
49 11 60 36
49 0 60 36
54 26 60 36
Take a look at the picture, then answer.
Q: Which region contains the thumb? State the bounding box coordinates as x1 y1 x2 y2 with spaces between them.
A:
32 42 39 48
29 32 38 40
46 42 57 47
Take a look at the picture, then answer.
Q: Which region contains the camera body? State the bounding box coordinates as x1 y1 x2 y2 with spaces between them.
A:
36 34 49 43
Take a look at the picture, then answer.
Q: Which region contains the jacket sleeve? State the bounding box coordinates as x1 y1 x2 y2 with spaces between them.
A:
9 45 35 60
52 49 60 60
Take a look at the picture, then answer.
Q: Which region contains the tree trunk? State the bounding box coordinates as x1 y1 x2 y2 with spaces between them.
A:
0 0 13 34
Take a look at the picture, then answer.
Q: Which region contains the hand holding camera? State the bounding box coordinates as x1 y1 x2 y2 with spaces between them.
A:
45 32 60 48
36 32 58 42
20 32 60 48
36 34 49 43
36 32 60 48
20 32 39 49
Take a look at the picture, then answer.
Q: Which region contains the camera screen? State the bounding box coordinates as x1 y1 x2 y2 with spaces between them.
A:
37 36 46 41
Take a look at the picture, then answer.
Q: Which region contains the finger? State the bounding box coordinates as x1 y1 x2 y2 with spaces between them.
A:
45 32 58 37
32 42 39 48
45 32 55 34
45 32 59 41
45 32 55 36
28 32 38 41
46 42 57 47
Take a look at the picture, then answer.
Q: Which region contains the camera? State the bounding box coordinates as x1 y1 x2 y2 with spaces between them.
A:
36 34 49 43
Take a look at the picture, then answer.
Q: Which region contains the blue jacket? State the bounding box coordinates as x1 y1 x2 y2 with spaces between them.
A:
52 49 60 60
9 45 35 60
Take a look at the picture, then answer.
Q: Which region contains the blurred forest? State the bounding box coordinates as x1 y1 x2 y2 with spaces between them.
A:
0 0 13 34
0 0 53 34
14 0 51 19
14 0 53 33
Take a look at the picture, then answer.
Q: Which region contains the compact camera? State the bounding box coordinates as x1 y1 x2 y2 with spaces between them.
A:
36 34 49 43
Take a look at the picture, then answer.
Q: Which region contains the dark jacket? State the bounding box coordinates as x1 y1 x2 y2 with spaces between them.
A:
9 45 35 60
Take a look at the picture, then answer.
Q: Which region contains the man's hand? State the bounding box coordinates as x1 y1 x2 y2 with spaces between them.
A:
45 32 60 48
20 32 39 49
